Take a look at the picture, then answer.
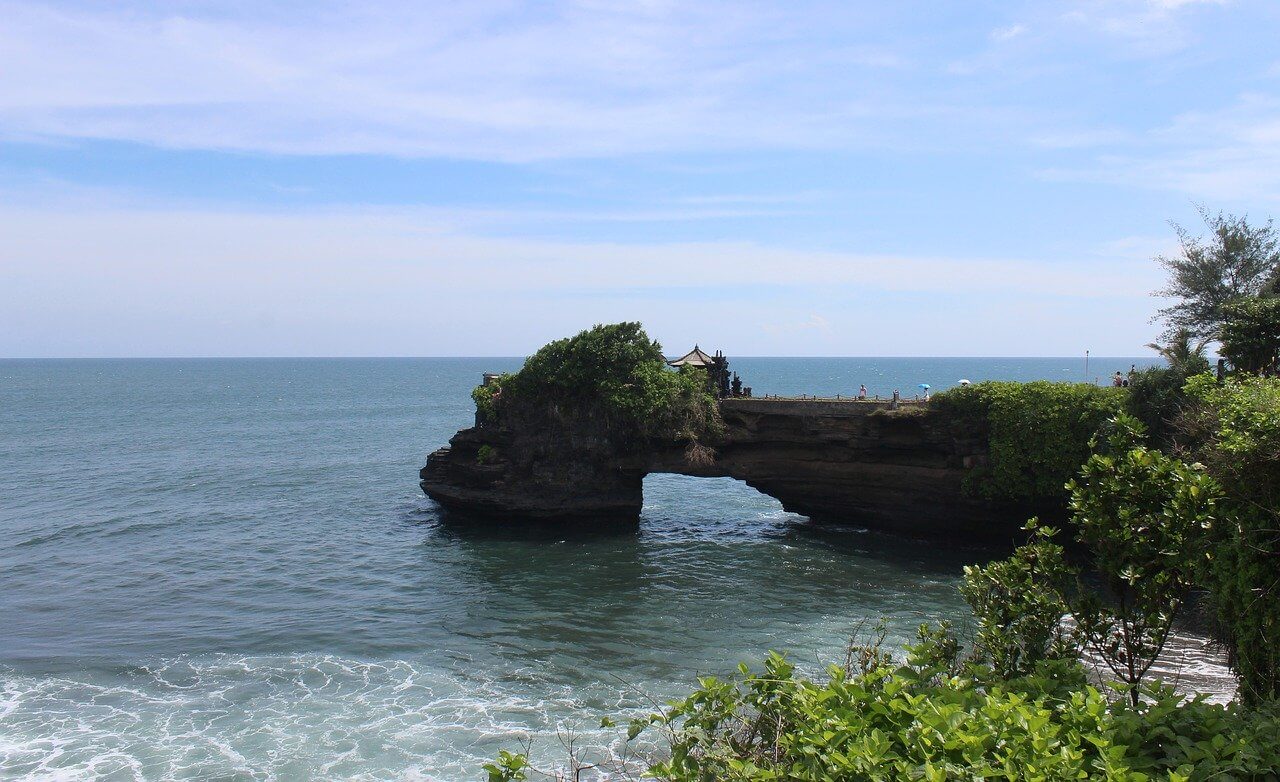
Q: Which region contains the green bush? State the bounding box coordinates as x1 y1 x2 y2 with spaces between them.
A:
1182 374 1280 706
472 381 505 425
931 381 1126 503
1126 367 1210 448
1220 296 1280 374
1068 414 1222 706
472 323 721 444
960 522 1076 679
487 651 1280 781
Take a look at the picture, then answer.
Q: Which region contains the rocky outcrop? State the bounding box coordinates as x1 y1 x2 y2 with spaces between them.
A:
421 398 1036 537
421 401 647 521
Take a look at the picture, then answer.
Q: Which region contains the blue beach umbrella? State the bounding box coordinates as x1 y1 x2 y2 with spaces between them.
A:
918 383 930 390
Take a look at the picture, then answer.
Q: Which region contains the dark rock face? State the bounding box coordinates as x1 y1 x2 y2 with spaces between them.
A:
421 402 647 520
421 398 1032 537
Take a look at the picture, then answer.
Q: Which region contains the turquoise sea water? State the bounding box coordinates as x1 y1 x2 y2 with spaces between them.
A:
0 357 1160 780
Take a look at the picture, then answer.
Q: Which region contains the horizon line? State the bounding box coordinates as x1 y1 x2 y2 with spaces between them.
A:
0 354 1163 361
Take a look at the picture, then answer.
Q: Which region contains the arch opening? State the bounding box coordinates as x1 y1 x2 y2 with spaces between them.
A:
640 473 804 528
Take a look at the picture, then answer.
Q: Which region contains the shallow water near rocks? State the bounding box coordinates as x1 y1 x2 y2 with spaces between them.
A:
1 357 1227 779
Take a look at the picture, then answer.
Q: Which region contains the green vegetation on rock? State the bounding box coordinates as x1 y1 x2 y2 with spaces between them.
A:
472 322 721 445
931 381 1125 503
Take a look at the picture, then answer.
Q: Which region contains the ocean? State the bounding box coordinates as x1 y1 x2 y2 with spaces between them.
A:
1 356 1188 780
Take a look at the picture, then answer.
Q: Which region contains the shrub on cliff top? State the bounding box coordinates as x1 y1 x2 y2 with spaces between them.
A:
475 322 720 443
931 381 1125 503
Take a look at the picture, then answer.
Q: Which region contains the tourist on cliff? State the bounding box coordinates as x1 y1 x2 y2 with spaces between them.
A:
858 384 867 400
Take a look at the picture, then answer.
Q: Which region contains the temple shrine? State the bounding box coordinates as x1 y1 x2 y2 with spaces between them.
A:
668 345 750 398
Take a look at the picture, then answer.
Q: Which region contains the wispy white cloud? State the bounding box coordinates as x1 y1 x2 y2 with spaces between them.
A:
0 0 1234 163
761 313 832 336
1058 0 1231 55
0 0 1258 183
1149 0 1229 9
0 203 1167 356
0 0 932 160
1038 93 1280 204
990 24 1027 42
1029 129 1132 149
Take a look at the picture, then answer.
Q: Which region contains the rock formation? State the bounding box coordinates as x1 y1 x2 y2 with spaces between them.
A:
421 397 1041 537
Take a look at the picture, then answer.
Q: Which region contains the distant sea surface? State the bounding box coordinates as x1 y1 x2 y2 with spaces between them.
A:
4 356 1206 780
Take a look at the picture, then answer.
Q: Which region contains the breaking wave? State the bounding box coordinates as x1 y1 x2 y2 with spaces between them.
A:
0 653 649 781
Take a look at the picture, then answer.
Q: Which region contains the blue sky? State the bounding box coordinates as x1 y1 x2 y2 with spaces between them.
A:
2 0 1279 357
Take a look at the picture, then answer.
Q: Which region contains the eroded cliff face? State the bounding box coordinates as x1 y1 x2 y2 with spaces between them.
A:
421 398 1032 536
421 401 647 520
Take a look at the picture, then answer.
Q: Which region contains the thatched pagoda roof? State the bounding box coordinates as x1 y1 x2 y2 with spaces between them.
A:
668 345 716 367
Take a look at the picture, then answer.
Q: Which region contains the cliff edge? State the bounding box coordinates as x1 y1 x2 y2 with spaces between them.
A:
421 397 1036 536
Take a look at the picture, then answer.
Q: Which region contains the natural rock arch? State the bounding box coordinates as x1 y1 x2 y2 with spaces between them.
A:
422 398 1035 538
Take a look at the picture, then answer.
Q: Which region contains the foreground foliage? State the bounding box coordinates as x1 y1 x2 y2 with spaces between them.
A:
638 652 1280 782
487 646 1280 782
958 524 1075 680
1181 374 1280 706
958 415 1219 710
1067 416 1221 707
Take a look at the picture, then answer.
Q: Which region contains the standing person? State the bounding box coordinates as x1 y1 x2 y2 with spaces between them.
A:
857 384 867 400
1113 371 1123 387
891 389 900 409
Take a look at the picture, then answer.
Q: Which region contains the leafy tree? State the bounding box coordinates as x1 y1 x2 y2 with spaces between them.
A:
1153 208 1280 341
1067 415 1222 707
1128 332 1212 447
1219 296 1280 374
960 522 1077 679
1144 328 1212 374
1265 264 1280 297
472 322 721 446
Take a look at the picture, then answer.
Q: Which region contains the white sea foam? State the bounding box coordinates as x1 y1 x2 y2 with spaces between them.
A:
0 655 651 781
